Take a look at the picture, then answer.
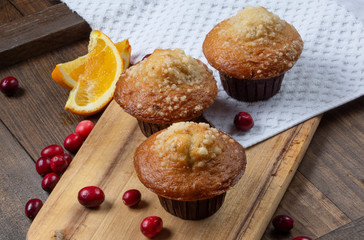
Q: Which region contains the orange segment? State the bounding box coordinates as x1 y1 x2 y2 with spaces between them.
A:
52 39 131 90
116 39 131 70
64 30 123 116
52 55 86 90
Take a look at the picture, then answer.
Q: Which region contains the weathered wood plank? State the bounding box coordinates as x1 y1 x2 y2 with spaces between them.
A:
317 217 364 240
262 172 350 240
299 96 364 220
0 121 49 240
0 0 22 24
261 96 364 239
0 3 90 68
0 2 89 240
0 39 98 162
9 0 54 15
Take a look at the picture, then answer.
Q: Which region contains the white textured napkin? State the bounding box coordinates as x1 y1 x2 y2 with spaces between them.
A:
62 0 364 147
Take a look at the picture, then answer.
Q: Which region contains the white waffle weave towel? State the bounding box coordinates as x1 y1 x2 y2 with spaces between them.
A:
62 0 364 147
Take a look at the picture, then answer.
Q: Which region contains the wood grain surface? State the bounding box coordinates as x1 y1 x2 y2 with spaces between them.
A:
26 101 320 240
318 217 364 240
262 96 364 240
0 1 363 240
0 2 90 67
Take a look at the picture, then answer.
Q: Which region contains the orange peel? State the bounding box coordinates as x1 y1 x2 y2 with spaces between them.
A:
63 30 124 116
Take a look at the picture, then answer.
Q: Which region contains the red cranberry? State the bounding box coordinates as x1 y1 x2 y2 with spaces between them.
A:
25 198 43 220
122 189 141 207
292 237 312 240
1 76 18 96
75 120 94 139
234 112 254 131
272 215 294 232
62 153 73 164
64 133 83 153
41 144 64 158
41 172 60 193
50 155 68 174
35 157 52 176
142 54 151 61
140 216 163 238
78 186 105 208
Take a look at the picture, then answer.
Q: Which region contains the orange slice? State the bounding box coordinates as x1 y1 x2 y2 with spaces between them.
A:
116 39 131 72
52 55 86 90
64 30 123 116
52 39 131 90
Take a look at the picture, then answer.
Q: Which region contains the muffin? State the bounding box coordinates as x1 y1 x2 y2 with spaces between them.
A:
203 6 303 101
114 49 218 137
134 122 247 220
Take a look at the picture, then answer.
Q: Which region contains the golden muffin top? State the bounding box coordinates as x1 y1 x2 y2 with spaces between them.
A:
134 122 247 201
203 6 303 79
114 49 217 124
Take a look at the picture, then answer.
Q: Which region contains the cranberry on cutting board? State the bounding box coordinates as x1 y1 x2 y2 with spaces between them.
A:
122 189 141 207
140 216 163 238
78 186 105 208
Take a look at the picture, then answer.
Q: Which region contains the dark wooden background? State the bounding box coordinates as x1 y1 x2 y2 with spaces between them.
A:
0 0 363 239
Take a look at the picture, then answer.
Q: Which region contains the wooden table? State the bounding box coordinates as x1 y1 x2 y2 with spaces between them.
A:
0 1 363 239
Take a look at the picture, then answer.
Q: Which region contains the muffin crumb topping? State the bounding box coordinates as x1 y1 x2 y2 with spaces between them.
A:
222 6 286 45
134 121 247 201
202 5 303 80
116 48 217 122
152 122 223 168
132 49 210 89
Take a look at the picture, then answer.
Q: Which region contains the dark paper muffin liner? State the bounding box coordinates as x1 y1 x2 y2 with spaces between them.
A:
137 120 170 137
137 115 210 137
157 193 226 220
219 73 284 102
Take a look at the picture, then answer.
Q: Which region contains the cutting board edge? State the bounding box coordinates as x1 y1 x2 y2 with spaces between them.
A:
239 115 322 240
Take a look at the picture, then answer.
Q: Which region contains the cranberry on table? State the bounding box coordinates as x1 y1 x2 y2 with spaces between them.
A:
50 155 68 174
35 157 52 176
292 237 312 240
41 144 64 158
75 120 94 139
64 133 83 153
25 198 43 220
41 172 60 193
122 189 141 207
234 112 254 131
62 153 73 165
78 186 105 208
272 215 294 232
140 216 163 238
0 76 18 96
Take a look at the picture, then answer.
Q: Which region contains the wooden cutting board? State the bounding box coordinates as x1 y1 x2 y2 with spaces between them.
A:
27 100 321 240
